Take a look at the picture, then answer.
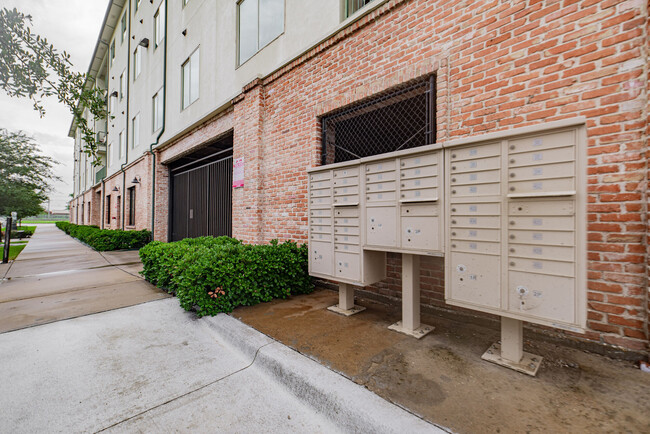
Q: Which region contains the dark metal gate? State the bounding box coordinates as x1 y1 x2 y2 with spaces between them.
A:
170 139 233 241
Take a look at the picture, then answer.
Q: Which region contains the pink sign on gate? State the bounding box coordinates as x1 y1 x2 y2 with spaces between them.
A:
233 157 244 188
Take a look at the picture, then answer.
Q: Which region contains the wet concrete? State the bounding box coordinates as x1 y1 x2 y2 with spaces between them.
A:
0 225 168 334
233 289 650 433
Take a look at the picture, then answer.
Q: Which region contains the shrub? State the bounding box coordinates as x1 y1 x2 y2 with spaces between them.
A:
139 237 312 316
56 222 151 251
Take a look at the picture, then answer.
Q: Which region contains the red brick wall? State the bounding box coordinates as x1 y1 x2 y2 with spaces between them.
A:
230 0 649 351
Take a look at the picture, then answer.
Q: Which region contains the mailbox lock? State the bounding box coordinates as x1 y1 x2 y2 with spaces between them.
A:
451 178 456 182
401 183 405 187
451 220 457 224
366 167 369 171
510 145 516 150
408 238 411 242
509 234 515 240
451 166 456 170
510 186 516 191
510 221 515 225
510 248 515 253
516 286 529 296
518 206 523 211
451 244 456 248
510 261 516 266
510 159 515 164
401 194 405 198
406 209 410 213
451 232 457 236
451 154 457 159
451 208 456 212
401 162 405 166
510 173 515 178
452 190 457 194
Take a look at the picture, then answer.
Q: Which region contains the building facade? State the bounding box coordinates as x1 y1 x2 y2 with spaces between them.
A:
70 0 649 354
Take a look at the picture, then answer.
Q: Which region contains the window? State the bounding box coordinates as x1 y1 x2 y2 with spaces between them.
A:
132 114 140 149
154 1 165 48
344 0 375 18
110 40 115 66
119 71 126 99
238 0 284 64
181 49 200 109
106 195 111 224
133 46 142 80
128 187 136 226
153 90 164 131
119 131 125 159
121 13 127 43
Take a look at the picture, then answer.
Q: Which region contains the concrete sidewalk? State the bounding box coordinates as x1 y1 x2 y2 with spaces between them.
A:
0 224 168 333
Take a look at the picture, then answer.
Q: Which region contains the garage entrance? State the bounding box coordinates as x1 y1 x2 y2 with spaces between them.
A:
169 133 233 241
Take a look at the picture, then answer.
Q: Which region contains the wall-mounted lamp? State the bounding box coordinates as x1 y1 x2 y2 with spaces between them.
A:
112 186 119 192
139 38 149 48
131 176 141 184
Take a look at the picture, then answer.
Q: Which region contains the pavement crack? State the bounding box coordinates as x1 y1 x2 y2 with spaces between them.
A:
93 341 274 433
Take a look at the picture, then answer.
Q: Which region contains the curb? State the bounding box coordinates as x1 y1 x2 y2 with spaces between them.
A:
201 314 448 434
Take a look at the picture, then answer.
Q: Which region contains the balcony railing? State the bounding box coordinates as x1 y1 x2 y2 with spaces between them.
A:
95 166 106 184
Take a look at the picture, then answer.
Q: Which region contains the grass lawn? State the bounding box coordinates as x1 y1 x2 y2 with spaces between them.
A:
0 244 26 260
17 225 37 232
21 221 65 224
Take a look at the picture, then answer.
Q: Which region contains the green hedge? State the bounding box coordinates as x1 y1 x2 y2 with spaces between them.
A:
139 237 313 316
56 222 151 251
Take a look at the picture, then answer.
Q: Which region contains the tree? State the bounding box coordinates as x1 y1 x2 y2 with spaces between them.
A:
0 7 107 164
0 129 59 219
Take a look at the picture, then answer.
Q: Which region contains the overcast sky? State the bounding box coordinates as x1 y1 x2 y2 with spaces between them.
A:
0 0 107 211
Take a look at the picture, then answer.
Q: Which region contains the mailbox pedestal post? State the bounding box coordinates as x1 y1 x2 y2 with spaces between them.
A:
482 317 543 376
388 254 434 339
328 283 366 316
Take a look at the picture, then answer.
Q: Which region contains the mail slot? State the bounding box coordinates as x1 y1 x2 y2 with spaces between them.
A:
401 204 438 216
450 170 500 185
400 188 437 201
450 156 500 173
332 177 359 187
450 202 500 216
509 215 574 231
310 172 330 182
508 244 574 262
451 227 500 242
401 177 438 190
310 225 332 234
333 195 359 205
310 241 333 275
366 172 396 183
310 179 331 189
401 165 437 180
508 229 574 246
311 208 331 218
508 146 574 167
334 217 359 226
311 188 330 198
509 161 575 181
366 181 397 193
450 215 500 229
333 234 360 245
450 252 501 308
508 130 575 154
366 206 397 247
451 183 500 197
310 196 332 207
335 252 361 281
334 186 360 196
508 271 575 323
449 142 500 161
401 216 439 250
509 177 575 195
450 240 500 255
311 232 332 242
334 226 360 236
509 200 574 216
401 153 438 168
334 207 359 217
366 191 397 202
334 243 360 253
312 217 332 225
508 257 575 277
333 167 359 178
365 160 396 174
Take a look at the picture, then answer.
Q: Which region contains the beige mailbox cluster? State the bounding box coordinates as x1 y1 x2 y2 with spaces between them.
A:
308 119 586 375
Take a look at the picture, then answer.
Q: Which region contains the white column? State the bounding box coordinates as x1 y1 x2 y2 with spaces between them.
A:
402 253 421 331
501 317 524 363
339 283 354 311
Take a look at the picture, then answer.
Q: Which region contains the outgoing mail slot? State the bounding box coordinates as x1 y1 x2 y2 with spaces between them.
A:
508 130 575 154
450 228 500 242
333 195 359 205
401 165 438 180
333 167 359 178
310 225 332 234
401 204 438 216
310 172 330 182
366 191 397 202
311 232 333 242
450 156 500 173
334 207 360 218
334 186 360 196
448 142 500 161
508 146 574 167
509 215 574 231
332 177 359 187
366 172 396 183
311 188 331 198
450 170 500 185
509 244 574 262
311 217 332 226
365 160 396 174
401 177 438 190
334 217 360 226
310 196 332 208
366 206 397 247
509 200 574 216
310 179 331 190
509 161 575 181
333 234 360 245
334 243 360 254
509 257 575 277
334 226 360 236
400 152 438 168
401 216 440 250
508 271 575 324
400 188 437 201
366 181 397 193
450 215 500 229
335 252 361 281
509 177 575 195
450 240 500 255
310 241 333 276
509 230 574 246
451 183 500 197
450 252 500 308
450 202 500 216
311 208 331 218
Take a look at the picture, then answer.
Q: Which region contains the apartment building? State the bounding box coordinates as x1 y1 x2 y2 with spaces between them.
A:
70 0 649 355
